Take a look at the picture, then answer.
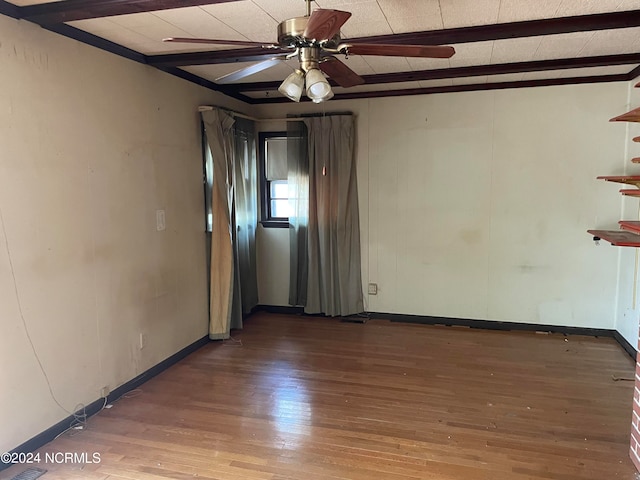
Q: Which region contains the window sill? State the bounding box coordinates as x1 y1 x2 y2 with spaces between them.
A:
260 220 290 229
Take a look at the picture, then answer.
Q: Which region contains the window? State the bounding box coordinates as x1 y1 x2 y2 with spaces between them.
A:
259 131 290 227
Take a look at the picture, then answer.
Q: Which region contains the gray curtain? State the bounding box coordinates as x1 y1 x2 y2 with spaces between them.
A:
288 120 309 307
289 114 364 316
232 117 259 325
201 109 258 338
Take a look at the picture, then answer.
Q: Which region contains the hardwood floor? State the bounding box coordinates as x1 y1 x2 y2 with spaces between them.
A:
2 312 637 480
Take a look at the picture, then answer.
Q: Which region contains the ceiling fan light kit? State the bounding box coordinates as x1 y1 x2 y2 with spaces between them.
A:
163 0 455 103
276 44 334 103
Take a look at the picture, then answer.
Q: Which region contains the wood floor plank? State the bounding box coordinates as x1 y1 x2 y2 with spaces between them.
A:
1 313 636 479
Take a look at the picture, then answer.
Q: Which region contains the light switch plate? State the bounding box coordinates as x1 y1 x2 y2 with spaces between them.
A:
156 210 166 231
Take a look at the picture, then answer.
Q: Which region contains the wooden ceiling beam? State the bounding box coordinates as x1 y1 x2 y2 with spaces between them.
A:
629 65 640 81
253 74 630 104
349 10 640 45
329 74 632 102
20 0 244 25
230 53 640 92
0 0 19 19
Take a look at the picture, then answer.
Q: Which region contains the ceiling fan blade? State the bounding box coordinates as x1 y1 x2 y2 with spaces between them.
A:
340 43 455 58
215 57 285 84
303 9 352 41
163 37 278 48
319 58 364 88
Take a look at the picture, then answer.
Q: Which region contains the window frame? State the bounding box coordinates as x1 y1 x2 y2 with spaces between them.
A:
259 131 290 228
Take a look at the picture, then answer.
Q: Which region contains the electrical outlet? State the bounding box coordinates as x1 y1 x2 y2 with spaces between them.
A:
139 333 146 349
368 283 378 295
100 386 110 398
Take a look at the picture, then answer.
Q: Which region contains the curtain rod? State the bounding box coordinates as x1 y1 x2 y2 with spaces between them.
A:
198 105 354 122
198 105 298 122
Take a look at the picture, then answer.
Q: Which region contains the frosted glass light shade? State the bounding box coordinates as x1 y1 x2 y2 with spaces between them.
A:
278 70 304 102
305 68 332 101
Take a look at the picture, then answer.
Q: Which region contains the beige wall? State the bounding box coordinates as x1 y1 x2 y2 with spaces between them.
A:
254 81 638 345
0 15 247 453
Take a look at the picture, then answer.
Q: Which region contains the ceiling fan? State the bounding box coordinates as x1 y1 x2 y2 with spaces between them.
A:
164 0 455 103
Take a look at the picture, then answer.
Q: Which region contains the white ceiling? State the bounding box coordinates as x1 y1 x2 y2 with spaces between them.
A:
5 0 640 102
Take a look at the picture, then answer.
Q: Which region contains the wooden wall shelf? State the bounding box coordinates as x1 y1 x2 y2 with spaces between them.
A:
610 107 640 123
587 229 640 247
591 95 640 247
619 221 640 234
597 175 640 188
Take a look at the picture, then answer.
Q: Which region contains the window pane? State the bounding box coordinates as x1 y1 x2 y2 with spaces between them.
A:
271 199 291 218
265 137 288 180
270 180 288 199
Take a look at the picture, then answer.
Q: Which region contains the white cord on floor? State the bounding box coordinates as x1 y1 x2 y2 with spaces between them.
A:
0 205 75 418
223 335 243 347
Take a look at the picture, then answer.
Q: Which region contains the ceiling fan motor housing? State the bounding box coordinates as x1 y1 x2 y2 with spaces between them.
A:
277 16 341 49
299 46 322 72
